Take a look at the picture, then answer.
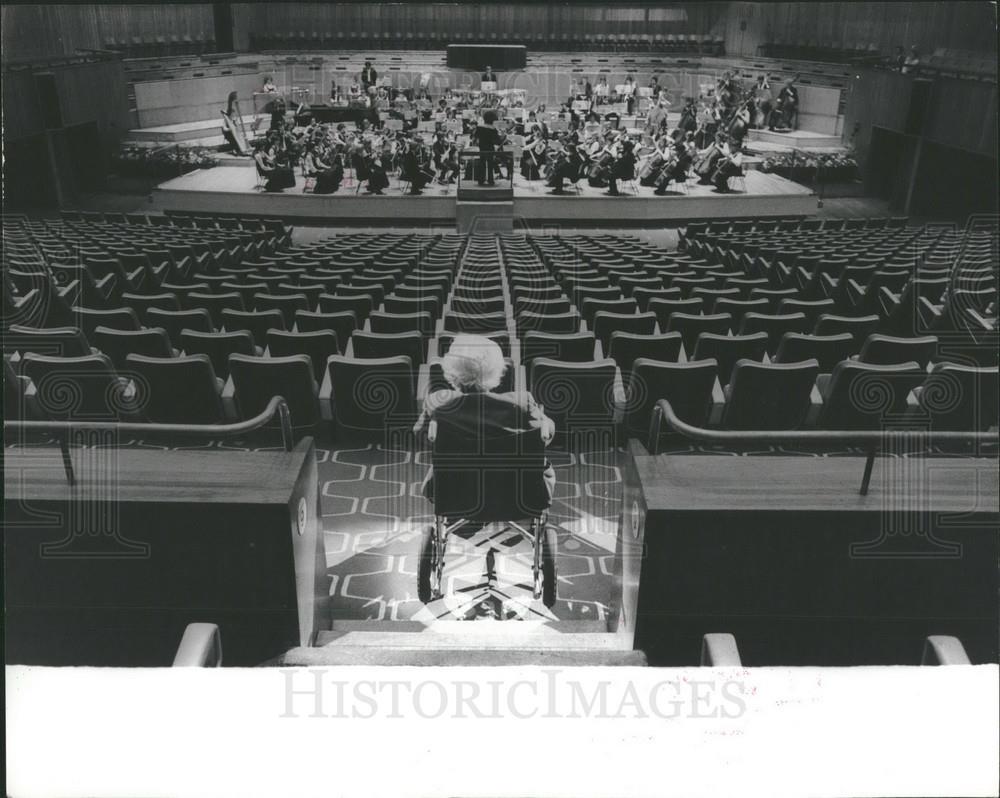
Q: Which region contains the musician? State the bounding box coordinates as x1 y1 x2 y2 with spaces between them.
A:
694 133 727 184
546 135 581 195
678 97 698 138
594 75 610 104
437 138 460 184
253 139 295 192
522 129 546 181
753 74 772 129
902 46 921 75
269 96 287 131
639 132 672 187
649 76 662 100
776 75 799 130
221 91 248 155
711 139 744 193
329 81 340 103
360 60 378 90
728 101 752 146
262 75 277 94
401 138 431 195
646 98 670 135
653 141 693 195
481 65 497 84
622 76 636 115
474 109 502 186
606 137 636 197
305 142 344 194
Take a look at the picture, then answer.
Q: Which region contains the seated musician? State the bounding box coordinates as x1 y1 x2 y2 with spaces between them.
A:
262 75 277 94
401 138 430 195
481 65 497 85
594 75 610 104
653 140 693 195
360 60 378 90
606 137 636 197
304 142 344 194
253 139 295 193
437 139 460 184
547 134 583 195
711 139 744 193
414 334 556 504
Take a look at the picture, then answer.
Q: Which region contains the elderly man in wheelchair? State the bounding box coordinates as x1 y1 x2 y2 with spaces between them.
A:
414 334 559 608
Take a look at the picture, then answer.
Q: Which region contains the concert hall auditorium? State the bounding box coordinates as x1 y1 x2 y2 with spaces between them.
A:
3 2 998 794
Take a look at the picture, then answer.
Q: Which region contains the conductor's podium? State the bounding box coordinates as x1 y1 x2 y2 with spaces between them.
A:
615 454 1000 666
4 440 328 666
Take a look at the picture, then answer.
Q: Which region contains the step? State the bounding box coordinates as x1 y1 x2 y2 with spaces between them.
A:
276 645 647 667
315 629 627 651
126 117 249 143
330 619 609 634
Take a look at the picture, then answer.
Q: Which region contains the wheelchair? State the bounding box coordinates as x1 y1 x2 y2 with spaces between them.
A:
418 392 558 608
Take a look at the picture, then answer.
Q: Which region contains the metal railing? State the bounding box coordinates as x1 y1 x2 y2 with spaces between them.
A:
647 398 998 496
4 396 294 486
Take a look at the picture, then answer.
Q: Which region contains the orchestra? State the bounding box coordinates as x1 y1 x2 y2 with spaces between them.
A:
227 67 758 197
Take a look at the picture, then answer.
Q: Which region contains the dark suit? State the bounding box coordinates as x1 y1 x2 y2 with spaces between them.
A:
360 67 378 89
474 124 501 184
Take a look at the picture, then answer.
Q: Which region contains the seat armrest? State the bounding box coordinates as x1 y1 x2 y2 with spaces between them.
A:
172 622 223 667
416 362 431 402
221 375 237 420
319 360 333 421
700 633 742 666
612 366 627 422
709 376 725 425
921 635 971 666
805 382 824 426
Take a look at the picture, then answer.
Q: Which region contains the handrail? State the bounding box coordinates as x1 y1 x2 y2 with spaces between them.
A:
4 396 294 485
647 399 998 495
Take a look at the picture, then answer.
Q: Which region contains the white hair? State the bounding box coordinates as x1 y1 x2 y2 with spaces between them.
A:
441 334 506 392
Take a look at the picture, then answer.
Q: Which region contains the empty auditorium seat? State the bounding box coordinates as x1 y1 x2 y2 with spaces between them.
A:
266 330 341 381
516 311 580 336
228 354 320 433
591 311 657 352
521 331 596 368
221 308 286 345
915 364 999 431
147 308 214 347
7 325 92 358
856 334 938 367
180 330 256 380
720 360 820 430
628 358 718 435
186 292 245 328
325 354 417 442
607 332 683 378
92 327 175 370
692 332 769 386
73 307 141 339
739 312 812 354
665 312 732 354
20 353 139 421
773 333 856 372
351 331 425 373
126 354 225 424
816 361 925 430
529 358 620 443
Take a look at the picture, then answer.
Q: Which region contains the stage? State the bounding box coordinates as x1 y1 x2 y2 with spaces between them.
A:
150 163 817 226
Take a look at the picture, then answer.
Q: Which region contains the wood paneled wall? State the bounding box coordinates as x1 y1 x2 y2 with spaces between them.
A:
232 3 728 45
724 2 997 58
844 67 997 164
1 4 216 63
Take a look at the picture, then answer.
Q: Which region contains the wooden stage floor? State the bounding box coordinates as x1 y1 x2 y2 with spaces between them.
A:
151 164 816 225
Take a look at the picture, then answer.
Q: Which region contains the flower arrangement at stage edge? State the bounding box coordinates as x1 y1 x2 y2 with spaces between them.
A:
112 145 220 180
757 151 859 184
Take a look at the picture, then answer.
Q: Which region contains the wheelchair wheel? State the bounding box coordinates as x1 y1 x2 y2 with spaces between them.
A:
541 526 558 608
417 526 436 603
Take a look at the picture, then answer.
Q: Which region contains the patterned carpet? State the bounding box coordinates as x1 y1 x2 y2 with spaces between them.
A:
320 443 622 623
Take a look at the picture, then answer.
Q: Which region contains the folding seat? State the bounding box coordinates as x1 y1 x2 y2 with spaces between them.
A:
384 295 443 319
607 332 683 379
816 361 924 430
326 355 417 442
689 331 768 387
84 255 153 294
147 308 214 348
664 312 732 355
671 276 718 298
180 329 256 380
183 291 244 328
529 358 620 444
713 297 771 327
918 288 996 335
281 283 324 310
778 298 836 327
20 353 139 421
221 308 285 346
627 359 718 436
91 327 174 370
647 296 704 331
319 293 373 323
813 314 881 349
253 293 310 328
220 281 268 309
719 360 820 431
4 355 37 420
738 312 811 354
570 285 620 311
844 269 910 316
773 333 855 373
591 311 657 353
515 296 572 318
515 309 581 337
266 330 341 382
442 312 508 335
879 277 951 337
370 310 437 337
50 264 118 308
619 276 665 298
121 291 181 321
6 325 92 358
915 364 999 432
856 334 938 368
72 306 141 339
352 330 426 373
749 286 800 312
450 296 506 316
228 354 321 434
521 331 595 368
125 354 225 424
631 287 682 313
294 310 356 349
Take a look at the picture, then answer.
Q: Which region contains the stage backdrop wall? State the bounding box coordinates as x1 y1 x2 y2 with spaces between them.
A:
1 3 216 63
723 1 997 59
